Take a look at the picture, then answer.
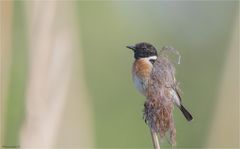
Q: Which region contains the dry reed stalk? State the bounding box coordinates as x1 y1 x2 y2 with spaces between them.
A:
19 1 94 148
207 14 239 147
20 1 72 148
150 129 161 149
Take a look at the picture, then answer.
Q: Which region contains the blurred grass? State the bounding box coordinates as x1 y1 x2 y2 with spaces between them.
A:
3 1 27 146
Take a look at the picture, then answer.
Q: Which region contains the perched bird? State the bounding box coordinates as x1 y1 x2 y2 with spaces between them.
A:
127 42 193 147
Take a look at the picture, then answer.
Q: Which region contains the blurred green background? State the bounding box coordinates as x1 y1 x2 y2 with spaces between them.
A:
1 1 239 148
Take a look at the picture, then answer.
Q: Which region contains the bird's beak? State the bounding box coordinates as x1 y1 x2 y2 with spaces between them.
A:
126 45 136 51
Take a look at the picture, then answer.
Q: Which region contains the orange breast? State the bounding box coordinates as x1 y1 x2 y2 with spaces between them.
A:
132 59 153 95
133 59 152 79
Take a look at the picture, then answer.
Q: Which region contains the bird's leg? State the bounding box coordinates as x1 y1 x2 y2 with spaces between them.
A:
150 128 160 149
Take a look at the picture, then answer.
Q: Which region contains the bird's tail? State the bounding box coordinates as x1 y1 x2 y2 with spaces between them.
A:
180 105 193 121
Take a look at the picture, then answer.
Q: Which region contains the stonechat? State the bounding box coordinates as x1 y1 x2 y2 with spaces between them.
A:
127 42 193 146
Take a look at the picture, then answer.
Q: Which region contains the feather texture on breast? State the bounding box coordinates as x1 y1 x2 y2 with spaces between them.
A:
132 58 153 96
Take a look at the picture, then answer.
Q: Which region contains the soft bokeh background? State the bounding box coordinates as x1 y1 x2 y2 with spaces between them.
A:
1 1 239 148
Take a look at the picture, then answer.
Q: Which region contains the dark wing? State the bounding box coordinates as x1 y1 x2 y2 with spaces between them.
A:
152 55 182 101
151 55 176 88
172 86 182 102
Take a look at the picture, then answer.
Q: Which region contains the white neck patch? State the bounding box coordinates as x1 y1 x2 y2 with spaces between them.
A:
147 56 157 61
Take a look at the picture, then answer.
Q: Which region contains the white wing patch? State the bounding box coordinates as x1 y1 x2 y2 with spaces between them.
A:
170 89 181 107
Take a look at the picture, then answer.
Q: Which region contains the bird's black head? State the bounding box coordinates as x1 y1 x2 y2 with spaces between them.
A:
127 42 158 59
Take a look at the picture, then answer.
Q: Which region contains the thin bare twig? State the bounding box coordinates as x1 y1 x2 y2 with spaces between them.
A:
150 129 160 149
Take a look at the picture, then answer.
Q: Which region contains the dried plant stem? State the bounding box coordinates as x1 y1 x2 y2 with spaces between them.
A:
150 129 160 149
20 2 72 148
